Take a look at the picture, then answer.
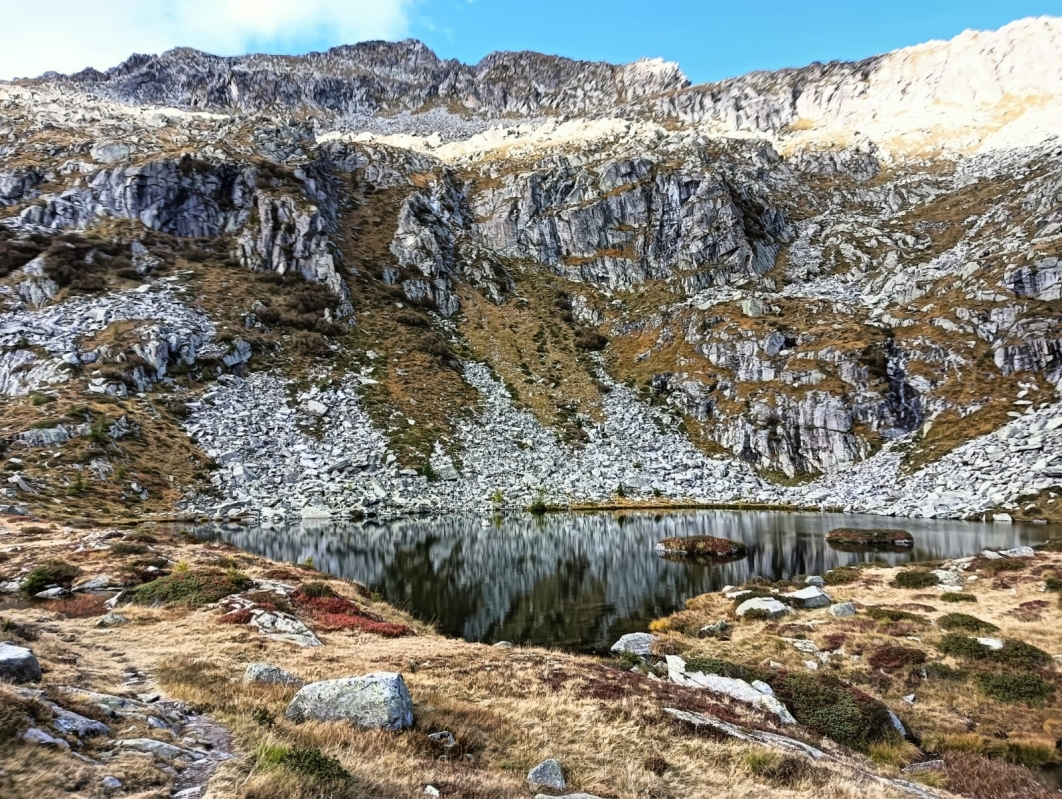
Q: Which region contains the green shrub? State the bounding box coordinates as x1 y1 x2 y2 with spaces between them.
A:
937 614 998 634
1043 577 1062 592
923 662 968 681
938 634 1051 670
938 633 992 661
768 672 896 752
22 560 80 596
976 672 1054 705
994 640 1052 670
822 566 860 586
940 592 977 603
892 570 940 589
129 570 247 607
865 606 927 624
528 493 548 515
684 657 770 684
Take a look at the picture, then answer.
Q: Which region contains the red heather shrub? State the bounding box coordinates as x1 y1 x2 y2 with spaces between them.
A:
52 594 108 618
220 609 253 625
867 645 927 672
294 589 412 637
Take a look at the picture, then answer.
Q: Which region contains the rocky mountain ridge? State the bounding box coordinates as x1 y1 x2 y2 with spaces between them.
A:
0 19 1059 524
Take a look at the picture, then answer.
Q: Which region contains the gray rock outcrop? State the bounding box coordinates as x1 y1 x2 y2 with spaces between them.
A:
285 673 414 730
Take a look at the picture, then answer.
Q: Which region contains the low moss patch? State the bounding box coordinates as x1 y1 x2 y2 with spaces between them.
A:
684 657 770 684
767 672 896 752
893 570 940 589
826 528 914 548
865 606 928 625
976 672 1054 705
937 614 998 634
129 569 251 607
657 535 747 559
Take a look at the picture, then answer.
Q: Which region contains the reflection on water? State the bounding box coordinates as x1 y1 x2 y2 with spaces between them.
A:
189 511 1058 653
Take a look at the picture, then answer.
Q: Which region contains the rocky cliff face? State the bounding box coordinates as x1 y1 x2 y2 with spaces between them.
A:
0 19 1059 523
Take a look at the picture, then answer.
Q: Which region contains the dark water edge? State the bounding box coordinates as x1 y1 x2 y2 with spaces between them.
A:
189 510 1060 654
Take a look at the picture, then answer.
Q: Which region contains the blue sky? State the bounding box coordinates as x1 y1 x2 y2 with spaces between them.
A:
2 0 1061 82
406 0 1062 83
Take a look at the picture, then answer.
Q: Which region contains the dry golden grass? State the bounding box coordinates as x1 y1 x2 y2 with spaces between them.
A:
652 554 1062 773
0 522 942 799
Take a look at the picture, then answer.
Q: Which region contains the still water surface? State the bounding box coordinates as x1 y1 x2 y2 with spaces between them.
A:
190 511 1059 653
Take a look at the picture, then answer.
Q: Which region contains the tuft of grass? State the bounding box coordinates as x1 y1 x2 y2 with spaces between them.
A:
867 739 921 767
939 592 977 603
893 570 940 589
743 750 827 787
129 570 247 607
937 613 997 634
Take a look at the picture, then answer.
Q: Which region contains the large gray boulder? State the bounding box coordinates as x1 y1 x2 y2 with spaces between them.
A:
0 643 42 683
527 758 566 791
735 597 789 619
285 673 414 731
244 663 304 686
609 632 656 656
782 585 832 609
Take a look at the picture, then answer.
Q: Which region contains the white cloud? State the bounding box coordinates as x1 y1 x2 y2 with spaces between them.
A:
0 0 414 80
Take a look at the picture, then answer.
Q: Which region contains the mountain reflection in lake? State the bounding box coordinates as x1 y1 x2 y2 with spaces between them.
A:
189 511 1057 653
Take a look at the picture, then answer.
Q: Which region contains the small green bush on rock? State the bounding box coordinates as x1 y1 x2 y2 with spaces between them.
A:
822 566 860 586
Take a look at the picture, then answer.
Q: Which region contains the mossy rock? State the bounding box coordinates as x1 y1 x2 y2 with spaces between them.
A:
825 528 913 549
656 535 747 561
